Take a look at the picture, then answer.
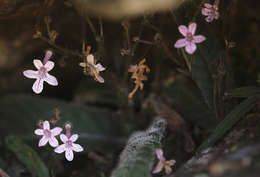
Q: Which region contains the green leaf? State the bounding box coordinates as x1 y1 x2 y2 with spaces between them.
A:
0 95 132 151
110 118 166 177
5 136 49 177
197 95 259 152
226 87 260 98
163 77 217 130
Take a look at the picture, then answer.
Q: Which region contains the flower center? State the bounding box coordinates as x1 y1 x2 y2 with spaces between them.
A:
65 140 73 148
38 67 47 79
44 129 52 138
186 32 194 42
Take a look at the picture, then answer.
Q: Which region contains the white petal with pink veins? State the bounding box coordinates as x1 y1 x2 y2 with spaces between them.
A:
43 121 50 130
174 38 187 48
155 148 165 161
44 73 58 86
87 54 95 65
39 136 49 147
202 8 211 16
34 129 43 135
44 61 55 71
60 134 68 143
49 137 59 147
23 70 39 79
185 42 197 54
32 79 44 94
65 149 74 161
188 23 197 35
72 143 84 152
193 35 206 43
70 134 78 142
95 75 105 83
152 161 164 174
33 60 43 69
95 63 106 72
54 144 66 153
178 25 188 36
51 127 62 136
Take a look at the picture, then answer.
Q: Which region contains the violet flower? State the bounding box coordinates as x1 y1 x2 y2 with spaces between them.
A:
174 23 206 54
34 120 62 147
23 50 58 94
54 124 84 161
152 148 176 175
202 3 219 22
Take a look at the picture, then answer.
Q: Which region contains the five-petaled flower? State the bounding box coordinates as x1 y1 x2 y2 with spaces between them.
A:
201 2 219 22
174 23 206 54
34 120 62 147
128 58 150 99
79 54 106 83
23 50 58 94
54 124 84 161
153 148 176 175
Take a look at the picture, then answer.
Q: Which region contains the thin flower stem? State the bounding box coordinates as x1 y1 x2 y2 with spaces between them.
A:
86 16 98 40
38 36 84 59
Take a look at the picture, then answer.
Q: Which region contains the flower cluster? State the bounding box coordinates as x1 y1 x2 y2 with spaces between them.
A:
128 59 150 98
202 2 219 23
34 121 83 161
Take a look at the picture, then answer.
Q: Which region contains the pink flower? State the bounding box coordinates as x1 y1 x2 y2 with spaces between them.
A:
79 54 106 83
34 120 62 147
23 50 58 94
54 124 84 161
174 23 206 54
202 3 219 22
152 148 176 175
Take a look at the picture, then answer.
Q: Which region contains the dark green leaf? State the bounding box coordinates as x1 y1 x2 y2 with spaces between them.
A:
6 136 49 177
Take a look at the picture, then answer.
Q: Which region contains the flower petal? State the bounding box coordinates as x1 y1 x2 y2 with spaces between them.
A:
206 16 214 22
178 25 188 36
165 165 172 175
174 38 187 48
60 134 68 143
72 143 84 152
34 129 43 135
193 35 206 43
65 149 74 161
70 134 78 142
44 61 55 71
215 11 219 19
152 161 164 174
39 136 48 147
33 60 43 69
44 73 58 86
204 3 213 8
32 79 44 94
188 23 197 35
202 8 212 16
87 54 94 65
166 160 176 166
49 137 59 147
43 121 50 130
51 127 62 136
185 42 197 54
95 63 105 72
54 144 66 153
95 74 105 83
23 70 39 79
155 148 165 161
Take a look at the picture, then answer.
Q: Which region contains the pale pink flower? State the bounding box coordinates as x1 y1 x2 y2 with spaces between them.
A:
34 120 62 147
202 3 219 22
79 54 106 83
152 148 176 175
174 23 206 54
54 124 84 161
23 50 58 94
